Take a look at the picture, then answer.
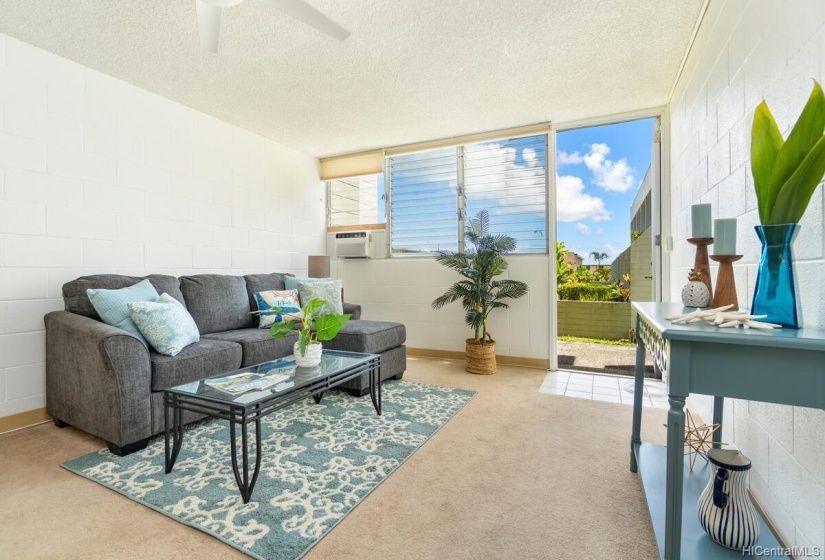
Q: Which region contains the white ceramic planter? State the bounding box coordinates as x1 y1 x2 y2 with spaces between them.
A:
294 341 322 367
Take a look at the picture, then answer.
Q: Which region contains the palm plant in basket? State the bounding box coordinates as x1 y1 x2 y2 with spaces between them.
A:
750 80 825 327
431 210 529 375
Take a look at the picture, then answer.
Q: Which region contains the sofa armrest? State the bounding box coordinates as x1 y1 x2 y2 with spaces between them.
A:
45 311 152 447
343 302 361 320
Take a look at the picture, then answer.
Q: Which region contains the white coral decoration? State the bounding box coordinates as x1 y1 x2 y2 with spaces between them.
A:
667 305 780 330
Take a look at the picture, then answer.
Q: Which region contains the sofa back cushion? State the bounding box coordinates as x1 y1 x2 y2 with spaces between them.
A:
179 274 254 334
243 273 292 313
63 274 184 320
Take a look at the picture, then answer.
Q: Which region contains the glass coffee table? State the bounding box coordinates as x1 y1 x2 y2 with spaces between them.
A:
163 350 381 503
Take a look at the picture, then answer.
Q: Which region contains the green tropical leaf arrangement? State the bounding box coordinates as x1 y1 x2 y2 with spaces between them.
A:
751 80 825 225
266 298 351 356
431 210 529 345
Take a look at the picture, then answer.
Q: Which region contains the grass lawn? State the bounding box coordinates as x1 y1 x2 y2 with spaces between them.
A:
557 335 635 347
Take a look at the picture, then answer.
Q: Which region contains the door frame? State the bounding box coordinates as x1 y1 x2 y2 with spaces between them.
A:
548 106 670 371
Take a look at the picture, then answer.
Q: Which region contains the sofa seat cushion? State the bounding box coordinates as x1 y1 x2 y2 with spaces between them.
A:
151 339 242 391
203 329 299 367
321 320 406 354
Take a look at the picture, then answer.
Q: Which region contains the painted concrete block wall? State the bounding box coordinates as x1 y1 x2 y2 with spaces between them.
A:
668 0 825 554
0 36 325 420
629 228 653 303
557 301 631 340
331 255 550 360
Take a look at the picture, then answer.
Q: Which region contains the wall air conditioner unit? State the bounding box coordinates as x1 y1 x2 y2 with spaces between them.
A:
334 231 372 258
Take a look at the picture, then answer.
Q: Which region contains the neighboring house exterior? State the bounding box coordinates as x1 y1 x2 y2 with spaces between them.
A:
611 164 653 293
563 252 583 268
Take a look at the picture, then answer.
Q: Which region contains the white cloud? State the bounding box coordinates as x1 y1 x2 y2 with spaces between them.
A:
557 151 583 165
604 243 627 259
556 175 611 222
582 143 635 193
575 223 603 235
464 142 545 213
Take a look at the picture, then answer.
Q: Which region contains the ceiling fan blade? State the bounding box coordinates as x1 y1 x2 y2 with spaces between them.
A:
196 0 223 53
196 0 244 53
262 0 350 41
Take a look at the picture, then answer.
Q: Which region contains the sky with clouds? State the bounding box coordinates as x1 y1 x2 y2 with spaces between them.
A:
556 118 654 263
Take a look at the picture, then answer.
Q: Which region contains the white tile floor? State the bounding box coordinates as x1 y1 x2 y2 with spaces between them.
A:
539 370 669 409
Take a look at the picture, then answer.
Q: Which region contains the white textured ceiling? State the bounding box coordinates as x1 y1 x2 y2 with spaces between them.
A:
0 0 703 157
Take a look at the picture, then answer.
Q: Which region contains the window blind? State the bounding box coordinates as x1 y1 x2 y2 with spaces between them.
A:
463 135 548 253
327 174 386 227
389 148 458 254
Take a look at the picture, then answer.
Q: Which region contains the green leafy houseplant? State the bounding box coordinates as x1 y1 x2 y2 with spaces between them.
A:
751 80 825 225
431 210 529 359
267 298 351 356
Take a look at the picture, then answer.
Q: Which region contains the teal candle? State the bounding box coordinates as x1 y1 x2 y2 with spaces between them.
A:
713 218 737 255
691 204 712 238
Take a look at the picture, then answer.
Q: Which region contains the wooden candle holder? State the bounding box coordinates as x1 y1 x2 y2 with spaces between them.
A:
687 238 714 301
709 255 743 308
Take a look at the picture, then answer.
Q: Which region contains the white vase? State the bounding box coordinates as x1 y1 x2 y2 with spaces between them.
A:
697 448 760 550
294 341 322 367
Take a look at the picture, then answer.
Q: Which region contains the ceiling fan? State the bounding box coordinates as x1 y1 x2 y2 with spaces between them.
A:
195 0 350 53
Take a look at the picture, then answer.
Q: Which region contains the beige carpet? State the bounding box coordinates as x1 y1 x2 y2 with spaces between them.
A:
0 357 666 559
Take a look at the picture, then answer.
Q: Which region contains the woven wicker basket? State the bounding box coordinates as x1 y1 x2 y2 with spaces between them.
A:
465 339 496 375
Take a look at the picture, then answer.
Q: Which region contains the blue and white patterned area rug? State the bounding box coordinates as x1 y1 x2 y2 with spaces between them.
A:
62 381 475 560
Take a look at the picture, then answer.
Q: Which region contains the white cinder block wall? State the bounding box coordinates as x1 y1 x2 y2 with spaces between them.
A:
332 256 550 361
669 0 825 554
0 36 325 420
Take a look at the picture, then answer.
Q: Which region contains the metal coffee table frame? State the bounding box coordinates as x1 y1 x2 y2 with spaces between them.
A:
163 350 382 503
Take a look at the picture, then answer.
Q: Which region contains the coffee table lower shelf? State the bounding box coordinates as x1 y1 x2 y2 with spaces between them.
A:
632 442 786 559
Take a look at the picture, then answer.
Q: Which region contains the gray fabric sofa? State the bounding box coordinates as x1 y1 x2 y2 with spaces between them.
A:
44 272 406 456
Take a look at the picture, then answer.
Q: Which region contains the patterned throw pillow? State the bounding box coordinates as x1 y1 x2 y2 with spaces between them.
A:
127 293 200 356
284 276 330 292
87 279 160 347
254 290 303 329
297 280 344 316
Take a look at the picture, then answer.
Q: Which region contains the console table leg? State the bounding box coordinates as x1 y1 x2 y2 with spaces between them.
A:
665 395 686 560
630 315 645 473
712 396 724 449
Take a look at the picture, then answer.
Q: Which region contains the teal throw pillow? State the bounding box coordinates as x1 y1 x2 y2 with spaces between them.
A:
297 280 344 316
254 289 303 328
284 276 331 292
87 279 159 346
127 293 200 356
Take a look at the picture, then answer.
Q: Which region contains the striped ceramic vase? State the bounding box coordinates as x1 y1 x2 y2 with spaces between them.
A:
697 448 760 550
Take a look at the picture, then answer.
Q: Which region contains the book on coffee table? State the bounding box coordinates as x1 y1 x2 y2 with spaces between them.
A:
204 372 291 396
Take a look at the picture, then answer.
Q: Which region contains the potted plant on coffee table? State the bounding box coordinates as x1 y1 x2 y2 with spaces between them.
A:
431 210 529 375
267 298 350 367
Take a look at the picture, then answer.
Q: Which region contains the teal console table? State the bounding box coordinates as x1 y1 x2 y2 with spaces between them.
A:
630 302 825 560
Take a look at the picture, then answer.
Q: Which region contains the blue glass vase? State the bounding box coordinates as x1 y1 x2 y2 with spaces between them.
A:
750 224 801 329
